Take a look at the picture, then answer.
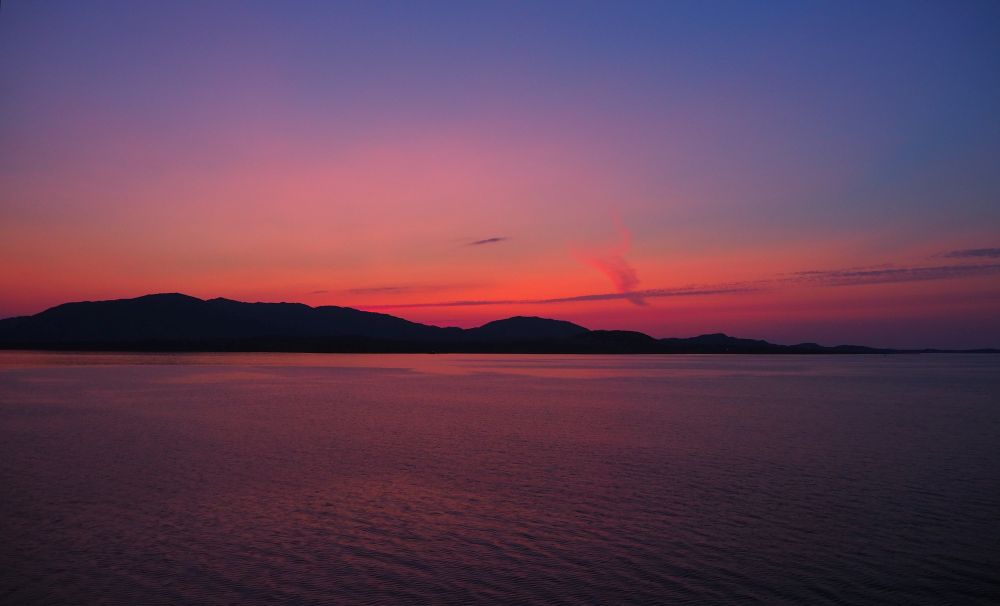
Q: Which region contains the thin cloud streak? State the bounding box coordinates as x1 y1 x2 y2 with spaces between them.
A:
364 286 758 309
346 286 421 295
361 261 1000 310
467 237 509 246
942 247 1000 259
343 284 472 296
789 263 1000 286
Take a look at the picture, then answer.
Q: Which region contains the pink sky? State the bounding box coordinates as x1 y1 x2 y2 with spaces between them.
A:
1 2 999 348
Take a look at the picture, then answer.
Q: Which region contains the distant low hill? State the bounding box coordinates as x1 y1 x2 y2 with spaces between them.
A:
0 293 995 354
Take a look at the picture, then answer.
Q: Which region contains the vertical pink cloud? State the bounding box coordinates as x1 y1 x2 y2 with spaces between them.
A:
575 215 647 306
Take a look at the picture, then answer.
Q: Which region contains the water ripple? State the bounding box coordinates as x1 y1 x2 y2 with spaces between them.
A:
2 353 998 604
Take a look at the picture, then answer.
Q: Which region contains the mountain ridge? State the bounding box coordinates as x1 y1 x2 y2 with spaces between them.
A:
0 293 995 354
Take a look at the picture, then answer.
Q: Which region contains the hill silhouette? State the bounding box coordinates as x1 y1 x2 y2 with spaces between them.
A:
0 293 995 354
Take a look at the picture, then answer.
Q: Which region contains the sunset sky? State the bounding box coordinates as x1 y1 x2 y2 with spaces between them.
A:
1 1 999 347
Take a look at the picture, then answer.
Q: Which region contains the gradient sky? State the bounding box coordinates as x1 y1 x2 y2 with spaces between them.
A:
2 1 999 347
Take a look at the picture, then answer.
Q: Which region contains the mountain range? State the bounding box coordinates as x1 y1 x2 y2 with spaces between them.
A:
0 293 995 354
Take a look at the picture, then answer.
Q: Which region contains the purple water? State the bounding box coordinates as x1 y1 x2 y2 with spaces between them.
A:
1 352 998 604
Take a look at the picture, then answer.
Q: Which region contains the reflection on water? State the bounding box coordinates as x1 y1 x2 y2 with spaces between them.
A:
1 352 998 604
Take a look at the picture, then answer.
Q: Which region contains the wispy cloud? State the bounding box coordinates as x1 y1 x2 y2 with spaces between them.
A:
358 260 1000 310
942 247 1000 259
576 215 646 305
364 285 757 309
543 285 757 305
579 255 645 305
467 237 509 246
346 286 419 295
788 263 1000 286
343 283 475 296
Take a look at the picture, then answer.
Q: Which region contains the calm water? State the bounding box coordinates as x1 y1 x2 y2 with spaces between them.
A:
1 352 998 605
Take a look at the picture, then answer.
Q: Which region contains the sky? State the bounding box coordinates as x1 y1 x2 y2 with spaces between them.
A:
1 0 999 348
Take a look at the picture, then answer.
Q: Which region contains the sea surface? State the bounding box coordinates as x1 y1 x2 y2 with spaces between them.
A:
1 352 998 605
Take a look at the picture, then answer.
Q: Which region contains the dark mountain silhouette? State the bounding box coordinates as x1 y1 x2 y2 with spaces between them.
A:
465 316 588 342
0 293 995 354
